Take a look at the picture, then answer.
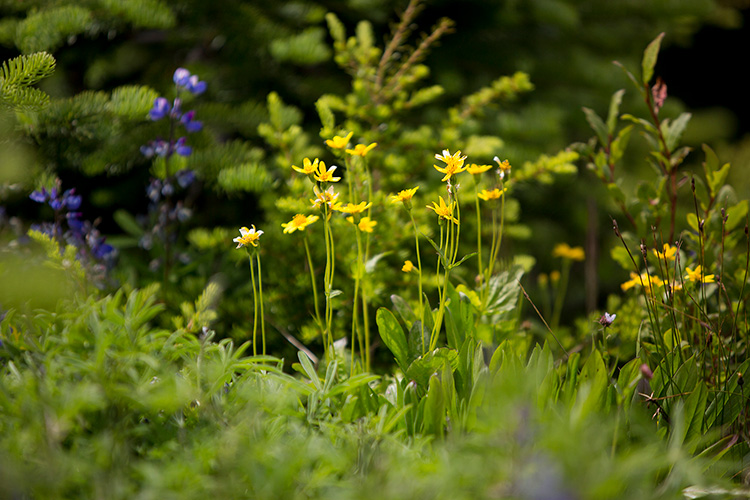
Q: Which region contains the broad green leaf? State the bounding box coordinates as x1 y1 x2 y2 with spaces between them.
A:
573 350 610 419
423 373 445 437
376 307 409 372
664 112 691 152
405 347 458 389
726 200 748 232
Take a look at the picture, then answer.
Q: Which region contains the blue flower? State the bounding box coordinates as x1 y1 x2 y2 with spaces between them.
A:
180 110 202 132
175 137 192 156
173 68 191 87
149 97 171 121
30 189 47 203
186 75 206 95
176 169 196 188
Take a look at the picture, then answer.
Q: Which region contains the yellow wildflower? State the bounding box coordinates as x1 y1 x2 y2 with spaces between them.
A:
434 149 467 182
325 131 353 149
347 216 377 233
346 142 377 157
233 225 263 248
477 188 507 201
335 201 371 215
550 270 561 284
620 272 664 293
552 243 585 261
311 185 340 210
684 265 715 284
652 244 677 261
281 214 319 234
466 163 493 175
494 156 511 172
292 157 319 176
313 160 341 183
402 260 414 273
391 186 419 206
427 196 458 224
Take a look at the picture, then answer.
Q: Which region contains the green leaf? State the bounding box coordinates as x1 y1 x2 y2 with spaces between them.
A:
573 350 610 420
423 373 445 437
726 200 748 232
376 307 409 372
606 89 626 135
664 112 691 153
297 350 321 391
405 348 458 389
641 32 665 86
583 106 607 145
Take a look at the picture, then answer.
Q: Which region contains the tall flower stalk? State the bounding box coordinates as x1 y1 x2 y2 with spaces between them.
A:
392 187 423 351
233 225 265 355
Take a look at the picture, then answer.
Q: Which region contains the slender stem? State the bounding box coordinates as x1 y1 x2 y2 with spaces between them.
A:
303 234 323 332
409 211 425 353
249 254 258 356
257 253 266 355
474 182 483 284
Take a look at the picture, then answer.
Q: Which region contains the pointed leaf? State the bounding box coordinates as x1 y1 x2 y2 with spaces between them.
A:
376 307 409 372
642 32 665 85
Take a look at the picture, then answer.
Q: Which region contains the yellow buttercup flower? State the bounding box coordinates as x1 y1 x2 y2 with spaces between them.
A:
233 225 263 248
325 131 354 149
427 196 458 224
684 265 715 284
402 260 414 273
552 243 585 261
652 244 677 261
335 201 371 215
311 185 340 210
313 160 341 183
346 142 377 157
477 188 507 201
348 216 377 233
292 157 319 175
550 270 561 284
434 149 467 182
281 214 319 234
466 163 493 175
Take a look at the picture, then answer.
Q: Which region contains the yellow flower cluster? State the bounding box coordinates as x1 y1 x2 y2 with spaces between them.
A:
552 243 585 261
282 214 319 234
652 244 677 261
433 149 467 182
477 188 506 201
427 196 458 224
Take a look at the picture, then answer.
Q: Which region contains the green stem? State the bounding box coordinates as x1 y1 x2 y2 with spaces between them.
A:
249 254 258 356
409 211 425 354
303 234 323 332
257 253 266 355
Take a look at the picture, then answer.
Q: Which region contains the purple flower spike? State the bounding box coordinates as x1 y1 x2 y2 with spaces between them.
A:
173 68 191 87
176 169 196 188
63 189 82 210
149 97 171 121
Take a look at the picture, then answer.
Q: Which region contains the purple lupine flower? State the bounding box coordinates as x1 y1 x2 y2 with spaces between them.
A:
62 189 82 210
173 68 191 87
49 197 63 210
161 182 174 197
147 179 162 203
170 98 182 119
180 110 202 132
149 97 171 121
174 137 192 156
186 75 206 95
175 169 196 188
30 189 47 203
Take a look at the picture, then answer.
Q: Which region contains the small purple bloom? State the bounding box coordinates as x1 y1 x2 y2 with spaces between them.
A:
173 68 191 87
180 110 202 132
149 97 171 121
176 169 196 188
30 189 47 203
597 312 616 328
49 198 63 210
140 144 155 158
62 189 82 210
175 137 192 156
186 75 206 95
161 182 174 197
170 98 182 119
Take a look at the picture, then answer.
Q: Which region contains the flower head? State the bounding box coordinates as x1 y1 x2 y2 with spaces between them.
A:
234 225 263 249
652 243 677 262
348 216 377 233
391 186 419 210
282 214 319 234
311 185 340 210
684 265 715 284
325 131 354 149
466 163 493 175
621 272 663 293
434 149 467 182
598 312 616 328
292 157 319 176
313 161 341 183
335 201 371 215
477 188 507 201
346 142 377 157
494 156 512 172
402 260 414 273
427 196 458 224
552 243 585 261
149 97 171 121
